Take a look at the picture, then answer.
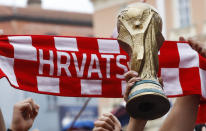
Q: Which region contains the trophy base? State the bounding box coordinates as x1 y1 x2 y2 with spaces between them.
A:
126 80 170 120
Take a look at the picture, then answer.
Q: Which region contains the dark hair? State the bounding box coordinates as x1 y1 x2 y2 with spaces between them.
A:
195 124 206 131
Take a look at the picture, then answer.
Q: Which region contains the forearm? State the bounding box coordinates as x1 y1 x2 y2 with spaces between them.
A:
126 117 147 131
160 95 200 131
0 108 6 131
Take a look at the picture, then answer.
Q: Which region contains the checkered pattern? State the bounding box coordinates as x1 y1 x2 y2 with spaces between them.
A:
0 35 128 97
0 35 206 99
159 41 206 100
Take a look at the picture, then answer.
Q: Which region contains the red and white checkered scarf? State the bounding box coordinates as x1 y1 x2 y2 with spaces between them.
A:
0 35 205 122
0 35 129 97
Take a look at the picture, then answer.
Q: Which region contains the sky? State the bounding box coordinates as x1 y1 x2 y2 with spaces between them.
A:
0 0 94 13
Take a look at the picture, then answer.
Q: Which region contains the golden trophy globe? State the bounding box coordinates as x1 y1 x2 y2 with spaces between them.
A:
117 3 170 120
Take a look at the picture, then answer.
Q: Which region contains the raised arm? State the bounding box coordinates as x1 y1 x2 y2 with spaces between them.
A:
10 98 39 131
159 95 200 131
124 71 148 131
126 117 147 131
160 37 201 131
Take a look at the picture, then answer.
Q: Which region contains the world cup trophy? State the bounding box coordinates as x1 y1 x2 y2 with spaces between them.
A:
117 3 170 120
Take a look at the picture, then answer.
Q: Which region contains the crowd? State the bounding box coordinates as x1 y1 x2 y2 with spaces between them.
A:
0 36 205 131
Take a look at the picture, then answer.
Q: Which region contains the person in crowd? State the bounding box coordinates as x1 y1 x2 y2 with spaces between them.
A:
0 98 39 131
93 36 203 131
187 36 206 131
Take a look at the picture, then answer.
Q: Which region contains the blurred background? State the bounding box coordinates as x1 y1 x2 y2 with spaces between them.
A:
0 0 205 130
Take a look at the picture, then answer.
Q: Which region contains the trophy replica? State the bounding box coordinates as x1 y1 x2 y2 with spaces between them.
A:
117 3 170 120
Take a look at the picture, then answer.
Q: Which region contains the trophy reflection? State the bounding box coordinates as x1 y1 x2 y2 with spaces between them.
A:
117 3 170 120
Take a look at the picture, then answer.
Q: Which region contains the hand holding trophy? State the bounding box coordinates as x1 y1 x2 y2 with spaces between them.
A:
117 3 170 120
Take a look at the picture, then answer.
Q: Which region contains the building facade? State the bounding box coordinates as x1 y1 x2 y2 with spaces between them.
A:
0 1 93 36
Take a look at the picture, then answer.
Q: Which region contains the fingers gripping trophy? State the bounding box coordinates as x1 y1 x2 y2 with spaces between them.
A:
117 3 170 120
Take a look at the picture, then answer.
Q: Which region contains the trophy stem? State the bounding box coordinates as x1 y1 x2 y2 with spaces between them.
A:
126 80 170 120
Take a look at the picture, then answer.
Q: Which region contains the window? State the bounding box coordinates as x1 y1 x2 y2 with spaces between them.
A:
178 0 191 27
